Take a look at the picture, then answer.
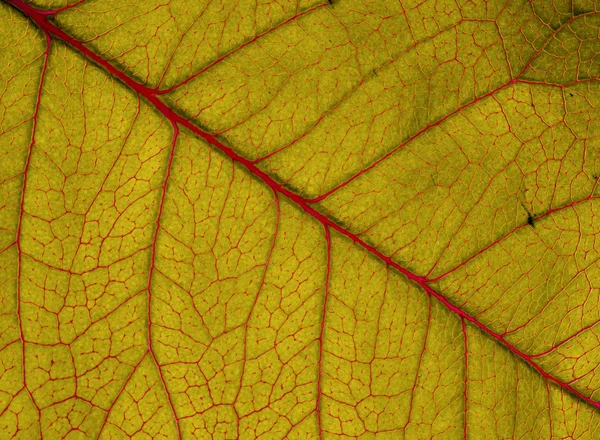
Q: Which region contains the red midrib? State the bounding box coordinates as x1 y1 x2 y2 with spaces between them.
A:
6 0 600 411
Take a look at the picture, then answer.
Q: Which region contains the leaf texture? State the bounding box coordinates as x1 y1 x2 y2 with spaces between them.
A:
1 0 600 438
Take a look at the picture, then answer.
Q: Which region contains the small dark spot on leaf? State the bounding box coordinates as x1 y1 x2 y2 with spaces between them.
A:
569 93 574 97
593 174 599 180
527 214 535 227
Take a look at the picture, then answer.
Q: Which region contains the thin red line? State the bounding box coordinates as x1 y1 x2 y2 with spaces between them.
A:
307 79 518 203
36 0 88 15
145 122 182 439
316 225 331 439
14 30 50 434
462 318 468 440
155 3 327 95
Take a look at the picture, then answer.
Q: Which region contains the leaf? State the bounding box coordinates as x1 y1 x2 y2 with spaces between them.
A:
1 0 600 438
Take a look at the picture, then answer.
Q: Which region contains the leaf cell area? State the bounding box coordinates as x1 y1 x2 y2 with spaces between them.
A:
1 0 600 438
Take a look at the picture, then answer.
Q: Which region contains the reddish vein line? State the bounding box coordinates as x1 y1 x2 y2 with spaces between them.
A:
309 10 600 204
403 295 431 431
155 3 327 95
233 193 281 417
95 352 148 440
429 192 600 282
145 123 182 439
252 21 462 165
461 318 468 440
306 79 518 203
35 0 88 15
512 10 600 80
316 225 331 439
14 30 50 431
7 0 600 411
546 381 554 437
531 317 600 359
419 281 600 409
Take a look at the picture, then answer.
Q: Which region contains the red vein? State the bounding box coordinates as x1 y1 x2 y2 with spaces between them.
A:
403 294 431 430
35 0 88 15
531 318 600 359
145 122 182 439
515 78 600 88
316 225 331 439
428 193 600 283
546 381 553 437
95 352 148 440
462 318 468 440
154 3 327 95
233 193 280 414
253 21 464 164
306 79 518 203
14 29 50 435
512 10 600 80
6 0 600 412
308 9 600 204
419 281 600 409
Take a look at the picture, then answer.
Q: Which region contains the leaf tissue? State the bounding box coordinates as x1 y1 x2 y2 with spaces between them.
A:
1 0 600 438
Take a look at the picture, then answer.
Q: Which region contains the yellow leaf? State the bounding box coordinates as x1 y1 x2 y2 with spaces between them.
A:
1 0 600 438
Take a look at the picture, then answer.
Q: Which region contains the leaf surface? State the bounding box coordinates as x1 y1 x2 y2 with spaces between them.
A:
1 0 600 438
